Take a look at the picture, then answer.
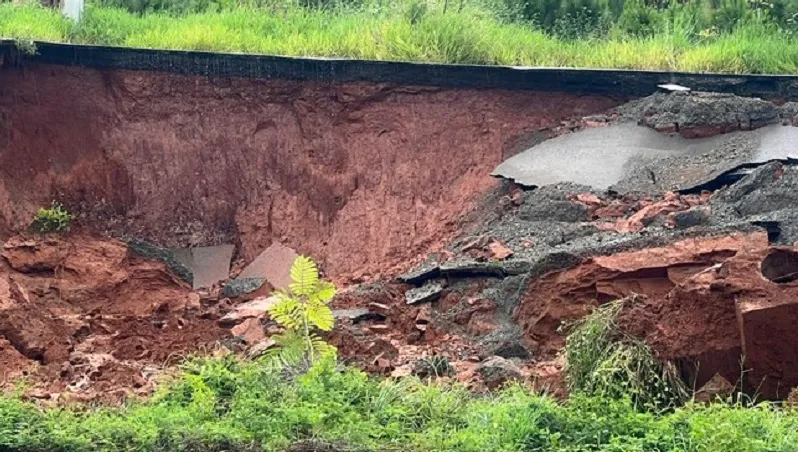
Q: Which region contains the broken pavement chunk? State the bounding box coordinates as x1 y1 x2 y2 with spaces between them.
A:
222 277 266 298
172 245 234 290
405 279 446 305
237 243 298 289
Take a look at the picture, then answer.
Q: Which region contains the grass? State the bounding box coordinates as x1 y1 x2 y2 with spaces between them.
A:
0 300 794 451
2 2 798 73
1 354 798 451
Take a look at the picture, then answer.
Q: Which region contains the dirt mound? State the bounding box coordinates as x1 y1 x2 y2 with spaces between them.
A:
0 235 228 401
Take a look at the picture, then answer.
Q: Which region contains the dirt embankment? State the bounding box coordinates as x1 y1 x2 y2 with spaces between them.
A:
0 63 620 281
7 61 798 403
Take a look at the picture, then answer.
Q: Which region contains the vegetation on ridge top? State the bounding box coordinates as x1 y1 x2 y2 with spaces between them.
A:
2 0 798 73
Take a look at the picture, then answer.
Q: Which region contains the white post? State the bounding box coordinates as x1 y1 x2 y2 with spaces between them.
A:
61 0 84 22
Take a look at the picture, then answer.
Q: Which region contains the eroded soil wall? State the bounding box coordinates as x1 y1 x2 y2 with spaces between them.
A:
0 63 621 279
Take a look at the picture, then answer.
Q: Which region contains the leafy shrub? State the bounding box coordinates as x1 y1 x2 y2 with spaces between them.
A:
564 297 690 410
266 256 337 368
617 0 663 36
31 201 73 233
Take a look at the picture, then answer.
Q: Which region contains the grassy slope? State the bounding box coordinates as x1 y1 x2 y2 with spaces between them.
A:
2 3 798 73
2 356 798 451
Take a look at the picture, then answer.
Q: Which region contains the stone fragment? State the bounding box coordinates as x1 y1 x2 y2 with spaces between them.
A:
218 296 278 327
477 356 524 390
405 279 446 305
231 318 265 345
238 243 298 289
247 338 277 358
490 341 531 360
332 308 375 323
222 277 266 298
694 373 735 403
367 302 391 317
487 241 513 260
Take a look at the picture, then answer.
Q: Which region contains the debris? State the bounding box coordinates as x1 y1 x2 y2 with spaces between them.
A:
405 279 446 305
237 243 298 289
477 356 523 390
222 277 266 298
367 302 391 317
694 373 735 403
172 245 234 289
332 308 379 323
640 92 778 138
230 318 265 344
247 338 277 358
218 296 278 327
487 241 513 260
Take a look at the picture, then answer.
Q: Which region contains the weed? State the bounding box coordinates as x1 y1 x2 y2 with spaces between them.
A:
31 201 73 233
13 38 36 55
564 297 691 410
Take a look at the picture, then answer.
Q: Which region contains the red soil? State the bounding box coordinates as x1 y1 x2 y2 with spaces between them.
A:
0 63 622 283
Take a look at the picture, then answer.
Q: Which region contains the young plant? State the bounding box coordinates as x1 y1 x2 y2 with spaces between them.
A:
266 256 337 368
31 201 73 233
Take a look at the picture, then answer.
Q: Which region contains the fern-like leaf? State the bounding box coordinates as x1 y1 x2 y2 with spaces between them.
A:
313 281 336 304
307 298 335 331
267 291 301 330
311 334 337 360
289 256 320 296
265 331 306 369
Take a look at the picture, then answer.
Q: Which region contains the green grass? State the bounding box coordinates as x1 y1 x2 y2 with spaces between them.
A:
2 2 798 73
1 354 798 451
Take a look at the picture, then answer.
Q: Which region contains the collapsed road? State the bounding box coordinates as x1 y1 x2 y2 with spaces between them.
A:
3 50 798 402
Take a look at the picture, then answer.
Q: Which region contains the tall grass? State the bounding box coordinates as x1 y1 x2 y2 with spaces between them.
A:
2 2 798 73
0 355 798 451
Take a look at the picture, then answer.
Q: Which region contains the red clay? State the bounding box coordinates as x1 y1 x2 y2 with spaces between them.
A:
0 64 622 283
0 234 228 401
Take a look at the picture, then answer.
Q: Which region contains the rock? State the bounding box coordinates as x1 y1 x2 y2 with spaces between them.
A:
477 356 524 390
231 318 265 344
520 200 587 222
694 373 735 403
487 241 513 260
185 293 202 312
367 302 391 317
780 102 798 126
1 237 70 272
640 92 779 138
247 338 277 357
405 279 446 305
332 308 377 323
237 243 298 290
490 341 531 359
222 277 266 298
218 296 278 327
669 207 710 230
